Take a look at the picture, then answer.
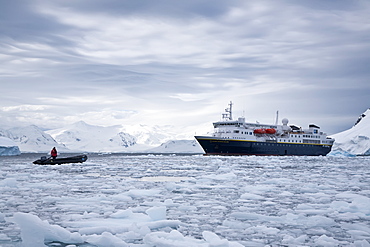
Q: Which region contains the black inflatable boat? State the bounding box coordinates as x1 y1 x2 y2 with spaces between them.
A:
33 155 88 165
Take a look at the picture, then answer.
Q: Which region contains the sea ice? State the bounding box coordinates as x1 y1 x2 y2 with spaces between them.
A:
0 154 370 246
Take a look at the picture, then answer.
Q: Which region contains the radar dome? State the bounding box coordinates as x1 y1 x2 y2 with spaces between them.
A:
282 118 289 125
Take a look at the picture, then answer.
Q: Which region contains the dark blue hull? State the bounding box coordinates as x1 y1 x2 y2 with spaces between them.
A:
195 137 332 156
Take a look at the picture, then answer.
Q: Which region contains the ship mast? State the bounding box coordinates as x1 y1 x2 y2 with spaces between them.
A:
275 110 279 125
222 101 233 120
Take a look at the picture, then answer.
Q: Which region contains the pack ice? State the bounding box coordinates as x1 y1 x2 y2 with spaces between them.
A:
1 154 370 246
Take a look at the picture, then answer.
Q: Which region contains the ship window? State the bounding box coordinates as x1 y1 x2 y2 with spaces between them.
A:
234 130 239 133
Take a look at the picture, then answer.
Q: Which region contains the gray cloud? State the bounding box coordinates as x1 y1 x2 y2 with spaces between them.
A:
1 0 369 134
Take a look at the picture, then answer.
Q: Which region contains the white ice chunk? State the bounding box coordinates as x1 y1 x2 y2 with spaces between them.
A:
164 198 180 207
332 194 370 215
124 189 162 198
178 205 197 211
144 230 204 247
0 177 18 188
0 233 11 241
246 225 280 235
110 208 150 221
85 231 129 247
11 212 83 247
144 229 243 247
314 234 342 246
281 234 308 246
350 240 370 247
119 223 151 241
203 172 237 181
0 212 5 222
304 215 336 227
202 231 229 246
146 206 167 221
347 230 370 240
240 193 265 200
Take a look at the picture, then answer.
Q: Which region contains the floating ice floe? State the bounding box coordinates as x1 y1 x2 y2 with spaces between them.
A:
7 209 243 247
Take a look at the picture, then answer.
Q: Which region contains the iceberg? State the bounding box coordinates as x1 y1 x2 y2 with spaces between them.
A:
0 136 20 156
331 108 370 156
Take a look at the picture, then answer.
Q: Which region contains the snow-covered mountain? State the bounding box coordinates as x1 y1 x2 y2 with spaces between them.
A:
4 109 369 155
330 108 370 156
119 124 181 147
0 136 21 156
1 121 198 153
1 125 67 153
46 121 198 153
146 139 203 153
46 121 136 153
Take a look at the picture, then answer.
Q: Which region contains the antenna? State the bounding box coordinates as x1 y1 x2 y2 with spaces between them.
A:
275 110 279 125
222 101 233 120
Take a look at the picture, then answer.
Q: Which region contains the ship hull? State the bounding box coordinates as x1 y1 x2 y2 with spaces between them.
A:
195 136 332 156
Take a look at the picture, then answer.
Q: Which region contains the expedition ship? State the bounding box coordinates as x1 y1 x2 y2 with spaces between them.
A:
195 102 335 156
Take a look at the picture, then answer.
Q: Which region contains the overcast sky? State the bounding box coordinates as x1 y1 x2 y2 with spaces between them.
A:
1 0 369 135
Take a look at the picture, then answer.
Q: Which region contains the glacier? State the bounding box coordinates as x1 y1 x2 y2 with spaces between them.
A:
0 136 20 156
331 108 370 156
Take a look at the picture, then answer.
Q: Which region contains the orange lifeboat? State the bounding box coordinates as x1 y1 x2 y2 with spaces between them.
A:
253 129 266 134
265 128 276 134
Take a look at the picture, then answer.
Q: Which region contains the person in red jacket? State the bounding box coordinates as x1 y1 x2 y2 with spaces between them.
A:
51 147 57 160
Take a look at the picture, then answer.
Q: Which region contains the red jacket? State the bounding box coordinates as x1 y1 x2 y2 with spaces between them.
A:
51 148 57 157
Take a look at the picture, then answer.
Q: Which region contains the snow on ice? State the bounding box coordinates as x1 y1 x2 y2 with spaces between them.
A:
1 154 370 246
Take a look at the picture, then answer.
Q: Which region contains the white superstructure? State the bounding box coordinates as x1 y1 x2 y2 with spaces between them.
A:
211 102 334 147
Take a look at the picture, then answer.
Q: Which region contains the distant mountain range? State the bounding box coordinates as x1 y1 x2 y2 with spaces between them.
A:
1 109 369 156
0 121 203 154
